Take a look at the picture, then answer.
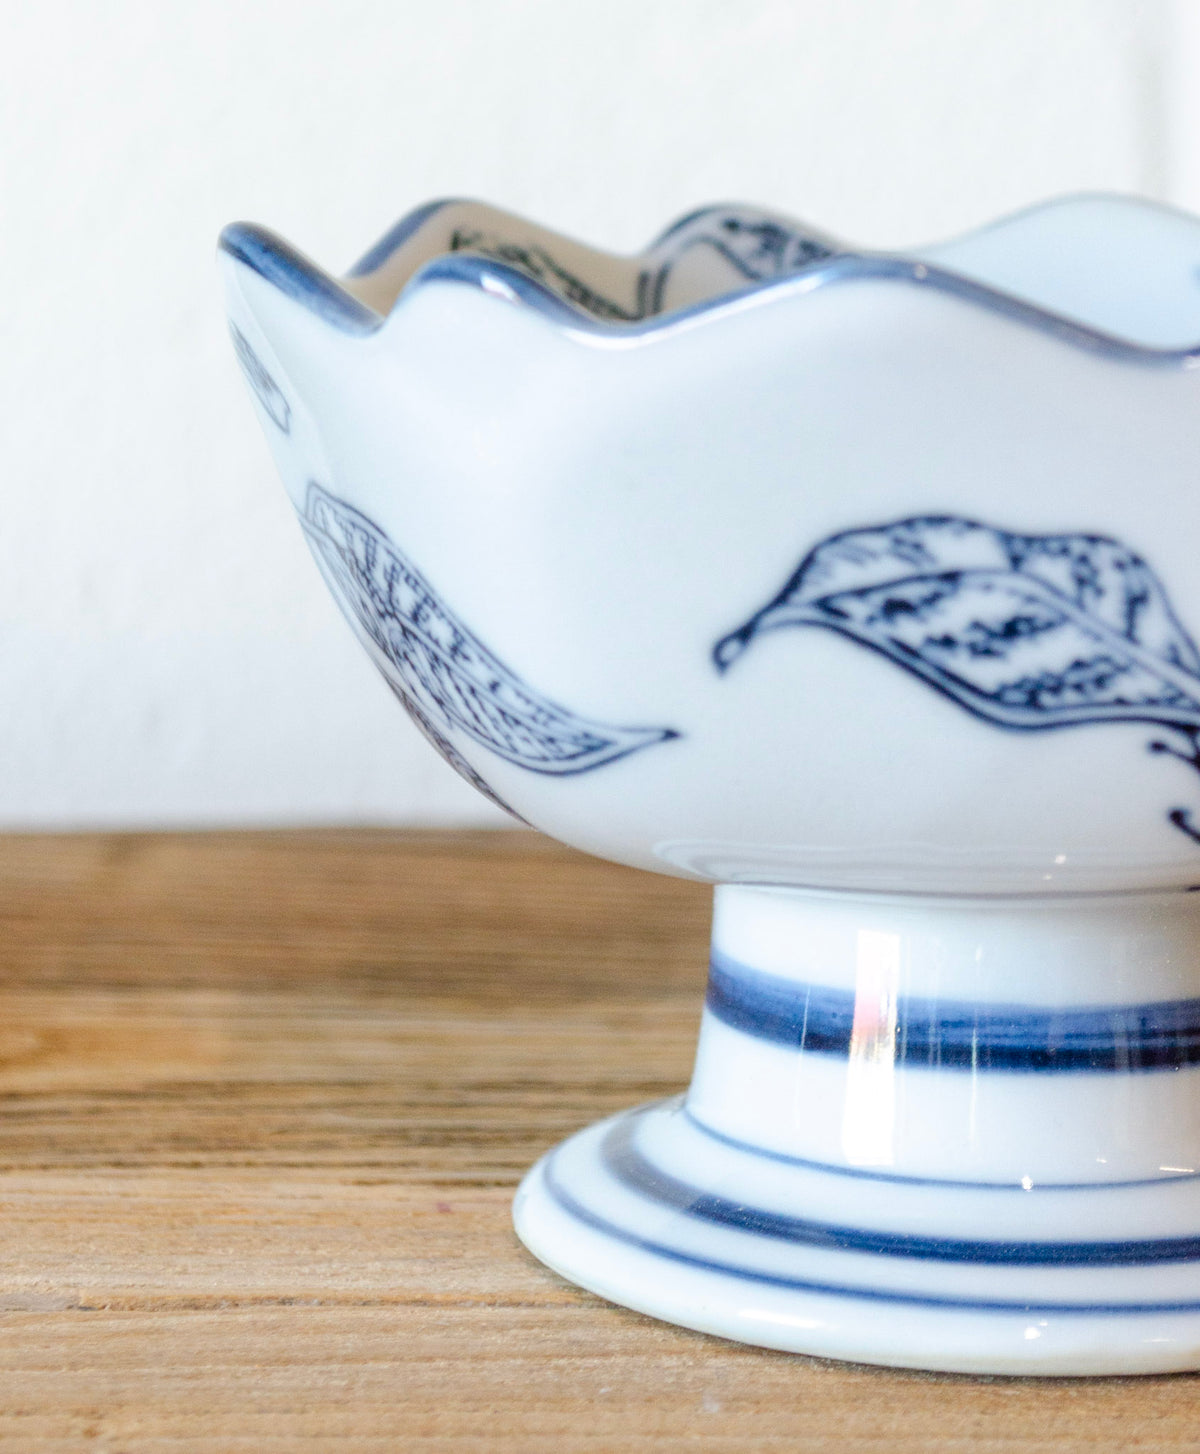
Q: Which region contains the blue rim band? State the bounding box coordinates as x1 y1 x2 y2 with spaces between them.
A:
706 951 1200 1073
602 1116 1200 1267
682 1106 1199 1190
543 1134 1200 1315
219 223 380 335
345 198 463 278
218 218 1200 363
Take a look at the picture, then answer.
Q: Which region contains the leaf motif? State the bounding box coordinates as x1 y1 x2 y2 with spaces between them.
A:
302 484 678 775
448 208 836 323
230 324 291 434
449 229 644 321
388 688 526 821
650 208 836 285
714 516 1200 731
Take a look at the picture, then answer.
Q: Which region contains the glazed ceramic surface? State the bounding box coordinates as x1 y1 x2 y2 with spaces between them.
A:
221 193 1200 1374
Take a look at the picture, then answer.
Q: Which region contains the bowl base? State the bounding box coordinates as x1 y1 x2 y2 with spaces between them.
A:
514 1096 1200 1375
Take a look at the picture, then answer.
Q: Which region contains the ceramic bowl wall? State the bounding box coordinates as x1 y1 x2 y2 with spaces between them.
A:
220 196 1200 895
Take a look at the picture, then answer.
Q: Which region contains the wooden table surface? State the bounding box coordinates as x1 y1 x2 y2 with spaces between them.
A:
0 829 1196 1450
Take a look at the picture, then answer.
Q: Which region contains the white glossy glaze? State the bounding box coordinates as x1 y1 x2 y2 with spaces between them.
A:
220 194 1200 896
514 1098 1200 1375
221 193 1200 1372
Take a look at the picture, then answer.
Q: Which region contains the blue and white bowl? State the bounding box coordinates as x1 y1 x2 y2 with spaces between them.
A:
221 193 1200 1374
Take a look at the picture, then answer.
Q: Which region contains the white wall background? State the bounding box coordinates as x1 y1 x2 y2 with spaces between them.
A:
1 0 1196 827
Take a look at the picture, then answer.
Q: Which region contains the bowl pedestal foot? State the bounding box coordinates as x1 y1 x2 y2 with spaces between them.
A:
514 883 1200 1374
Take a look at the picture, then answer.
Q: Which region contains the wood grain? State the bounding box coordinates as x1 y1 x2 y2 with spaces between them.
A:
0 829 1194 1451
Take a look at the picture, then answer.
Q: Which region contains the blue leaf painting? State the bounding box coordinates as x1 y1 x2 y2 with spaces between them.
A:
391 690 524 821
302 484 678 781
448 206 835 322
448 227 645 321
230 325 291 434
714 516 1200 845
645 207 836 305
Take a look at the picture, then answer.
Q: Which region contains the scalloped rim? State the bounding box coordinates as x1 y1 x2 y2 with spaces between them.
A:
218 196 1200 364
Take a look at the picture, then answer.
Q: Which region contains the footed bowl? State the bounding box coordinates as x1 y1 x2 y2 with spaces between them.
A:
220 192 1200 1374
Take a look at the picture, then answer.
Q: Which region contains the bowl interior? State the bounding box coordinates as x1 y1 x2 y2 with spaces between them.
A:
339 195 1200 349
340 199 842 322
